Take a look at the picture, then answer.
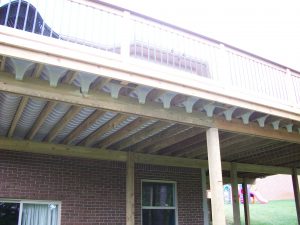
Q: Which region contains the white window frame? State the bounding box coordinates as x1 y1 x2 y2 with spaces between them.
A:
0 198 61 225
141 179 178 225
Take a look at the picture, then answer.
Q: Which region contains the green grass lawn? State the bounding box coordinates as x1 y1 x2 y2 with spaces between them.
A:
224 200 297 225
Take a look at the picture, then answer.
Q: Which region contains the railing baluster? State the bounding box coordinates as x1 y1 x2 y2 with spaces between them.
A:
217 44 230 85
286 69 297 106
120 11 131 59
4 0 12 26
292 73 300 106
0 0 299 109
13 0 21 29
22 1 30 31
31 0 39 34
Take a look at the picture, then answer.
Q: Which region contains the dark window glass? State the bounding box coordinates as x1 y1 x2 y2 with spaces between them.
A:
143 209 175 225
0 202 20 225
142 182 174 207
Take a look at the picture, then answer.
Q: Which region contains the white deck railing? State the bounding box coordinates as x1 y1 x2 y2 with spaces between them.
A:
1 0 299 108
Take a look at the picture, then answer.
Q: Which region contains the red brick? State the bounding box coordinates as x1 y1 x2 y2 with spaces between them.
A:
0 150 204 225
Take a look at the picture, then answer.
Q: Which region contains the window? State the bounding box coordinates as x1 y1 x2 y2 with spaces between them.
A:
142 180 177 225
0 199 60 225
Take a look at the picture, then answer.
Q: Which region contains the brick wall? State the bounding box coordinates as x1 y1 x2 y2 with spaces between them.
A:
0 150 203 225
0 150 126 225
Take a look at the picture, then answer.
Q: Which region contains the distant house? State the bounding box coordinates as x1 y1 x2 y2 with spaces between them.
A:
256 175 297 201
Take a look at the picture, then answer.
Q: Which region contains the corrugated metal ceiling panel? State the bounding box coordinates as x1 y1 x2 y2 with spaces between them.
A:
53 107 95 143
0 93 21 136
34 103 72 141
14 97 47 139
71 111 117 145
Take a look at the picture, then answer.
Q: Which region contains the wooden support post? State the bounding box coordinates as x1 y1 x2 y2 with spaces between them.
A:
292 168 300 225
201 168 209 225
206 128 226 225
231 163 241 225
242 179 250 225
126 152 135 225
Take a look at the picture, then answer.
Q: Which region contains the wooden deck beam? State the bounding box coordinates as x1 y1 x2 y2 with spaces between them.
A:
229 142 294 163
62 110 106 145
7 96 29 137
0 137 294 175
31 63 44 78
188 132 241 158
97 117 149 148
79 113 129 146
162 134 204 156
174 140 206 157
61 70 78 84
142 127 205 154
91 77 112 91
1 56 6 71
0 26 299 120
26 101 56 140
223 140 277 162
43 105 81 142
113 121 170 151
130 124 188 153
0 73 300 144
